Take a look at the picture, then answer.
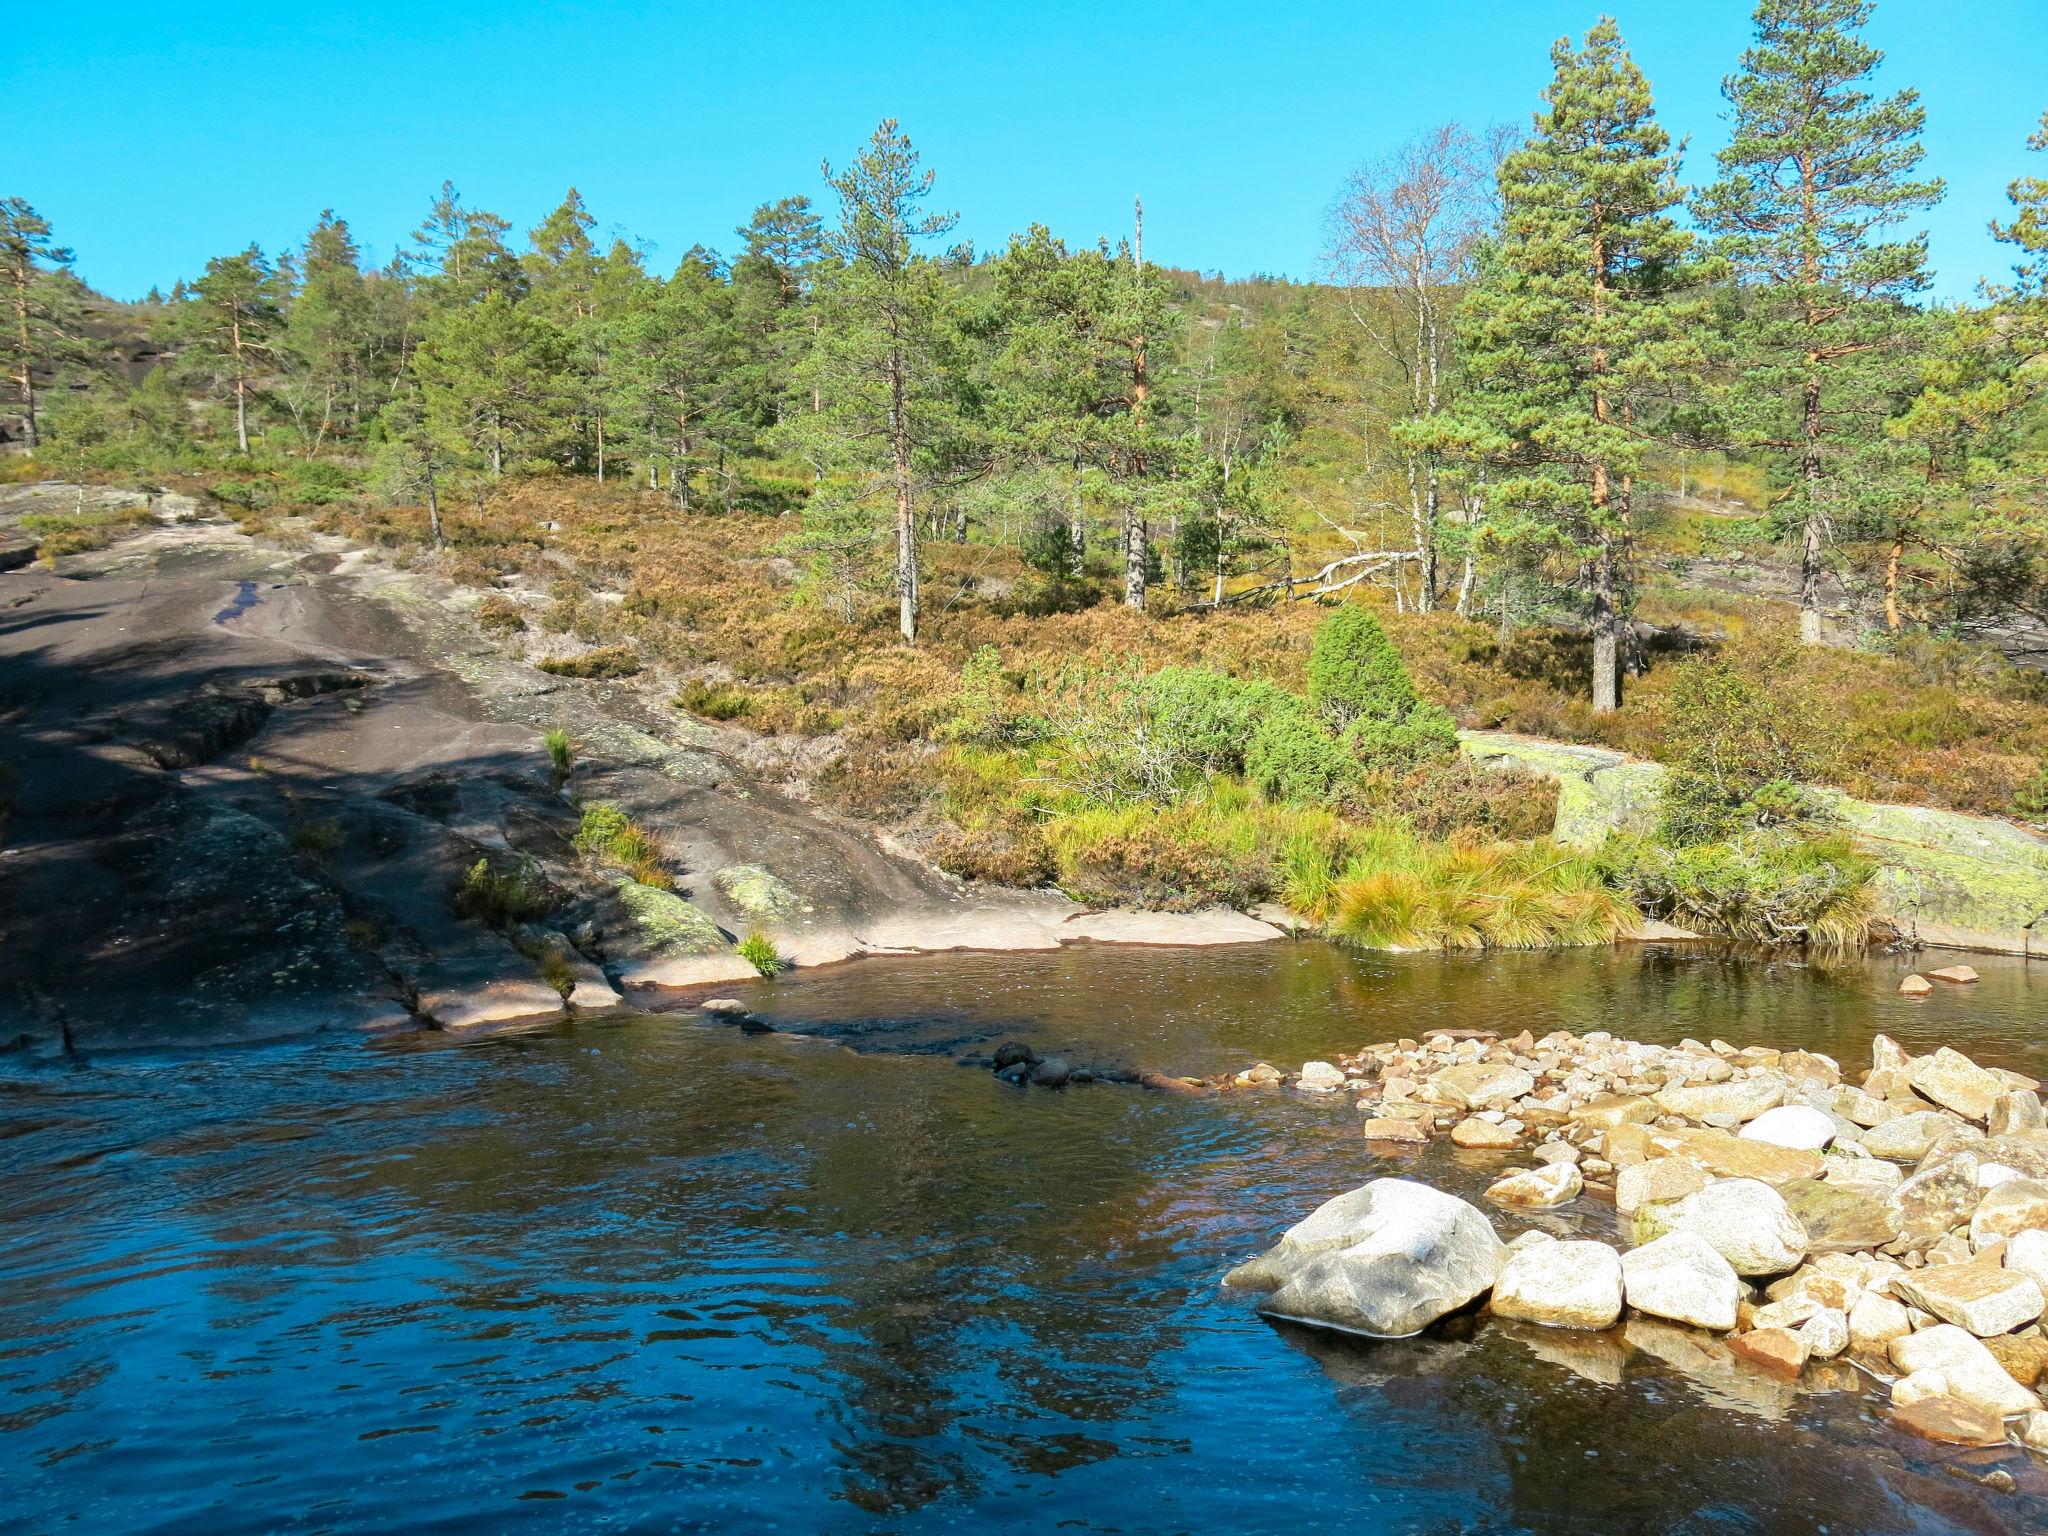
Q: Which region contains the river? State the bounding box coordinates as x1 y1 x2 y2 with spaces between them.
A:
2 942 2044 1532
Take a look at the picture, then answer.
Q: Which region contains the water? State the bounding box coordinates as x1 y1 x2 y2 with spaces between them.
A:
3 942 2045 1534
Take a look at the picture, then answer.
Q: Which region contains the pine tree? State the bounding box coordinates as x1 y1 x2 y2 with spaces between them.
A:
774 120 964 642
1694 0 1943 644
165 245 287 454
281 210 382 452
617 249 750 507
582 238 653 481
732 196 824 427
1457 18 1702 713
411 293 569 477
0 197 83 450
406 181 524 310
983 224 1178 597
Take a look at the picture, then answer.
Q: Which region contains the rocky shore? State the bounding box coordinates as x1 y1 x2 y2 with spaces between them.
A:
0 485 1279 1054
1228 1015 2048 1455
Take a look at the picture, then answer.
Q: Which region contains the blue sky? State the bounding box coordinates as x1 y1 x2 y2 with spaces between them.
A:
21 0 2048 301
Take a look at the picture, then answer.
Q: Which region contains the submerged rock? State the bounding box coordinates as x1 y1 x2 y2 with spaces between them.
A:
1226 1179 1506 1339
1891 1325 2043 1417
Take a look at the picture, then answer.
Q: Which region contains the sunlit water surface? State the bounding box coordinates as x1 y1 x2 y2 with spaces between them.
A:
3 942 2046 1533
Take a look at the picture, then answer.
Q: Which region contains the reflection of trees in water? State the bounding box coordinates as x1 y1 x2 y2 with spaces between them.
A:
1279 1315 2043 1533
338 1024 1247 1516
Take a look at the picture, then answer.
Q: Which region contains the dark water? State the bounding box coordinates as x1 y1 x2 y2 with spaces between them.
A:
3 943 2046 1534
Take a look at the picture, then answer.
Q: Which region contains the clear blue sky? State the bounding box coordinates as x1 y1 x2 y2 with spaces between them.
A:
21 0 2048 302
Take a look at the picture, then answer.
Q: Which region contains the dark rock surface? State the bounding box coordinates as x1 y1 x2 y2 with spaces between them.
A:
1 491 1215 1052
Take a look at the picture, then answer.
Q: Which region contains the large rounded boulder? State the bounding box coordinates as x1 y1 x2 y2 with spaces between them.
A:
1225 1178 1507 1339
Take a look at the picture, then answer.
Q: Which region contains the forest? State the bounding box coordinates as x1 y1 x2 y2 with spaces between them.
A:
5 0 2047 954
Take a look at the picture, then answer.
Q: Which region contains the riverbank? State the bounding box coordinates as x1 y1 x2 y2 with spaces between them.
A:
0 485 1281 1054
1227 1008 2048 1458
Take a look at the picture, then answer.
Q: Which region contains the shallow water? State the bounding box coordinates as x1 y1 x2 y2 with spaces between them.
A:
3 942 2045 1534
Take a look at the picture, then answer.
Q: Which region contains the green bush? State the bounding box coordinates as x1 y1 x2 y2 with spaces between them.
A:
543 728 575 789
287 817 345 861
1245 704 1359 804
674 679 752 721
1307 606 1419 728
573 801 671 888
1600 831 1877 947
1657 636 1839 846
1342 702 1458 770
1142 666 1292 776
2014 764 2048 822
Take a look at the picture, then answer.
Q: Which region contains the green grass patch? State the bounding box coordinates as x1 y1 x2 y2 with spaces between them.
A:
738 930 785 976
573 801 672 888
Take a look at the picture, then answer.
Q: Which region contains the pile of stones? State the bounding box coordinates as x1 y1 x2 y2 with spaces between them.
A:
1227 1017 2048 1452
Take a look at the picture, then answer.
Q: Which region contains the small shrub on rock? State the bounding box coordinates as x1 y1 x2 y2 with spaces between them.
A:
476 595 527 634
738 930 785 976
454 856 559 927
573 802 672 888
538 645 642 680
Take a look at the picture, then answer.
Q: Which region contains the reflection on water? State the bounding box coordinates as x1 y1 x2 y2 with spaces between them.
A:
1 942 2043 1533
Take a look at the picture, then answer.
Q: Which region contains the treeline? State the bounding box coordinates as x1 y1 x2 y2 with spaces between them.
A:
4 0 2047 698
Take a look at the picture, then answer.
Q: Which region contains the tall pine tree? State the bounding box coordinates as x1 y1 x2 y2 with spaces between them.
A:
1458 18 1701 712
1695 0 1943 644
0 198 84 451
776 121 964 642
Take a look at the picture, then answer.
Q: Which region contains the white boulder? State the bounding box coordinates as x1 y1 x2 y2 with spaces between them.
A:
1492 1239 1625 1330
1738 1104 1836 1152
1226 1178 1508 1339
1620 1231 1741 1331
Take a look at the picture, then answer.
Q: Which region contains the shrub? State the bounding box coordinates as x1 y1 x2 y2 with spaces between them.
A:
1657 634 1839 845
538 645 642 679
1600 831 1878 947
1040 802 1270 911
2015 764 2048 823
1244 704 1359 804
543 728 575 789
22 503 155 560
738 931 786 976
454 856 560 927
1307 606 1419 728
1375 757 1560 841
287 817 345 861
941 646 1035 745
673 679 752 721
1142 666 1293 775
573 801 672 888
476 595 527 634
927 816 1055 887
1342 702 1458 771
